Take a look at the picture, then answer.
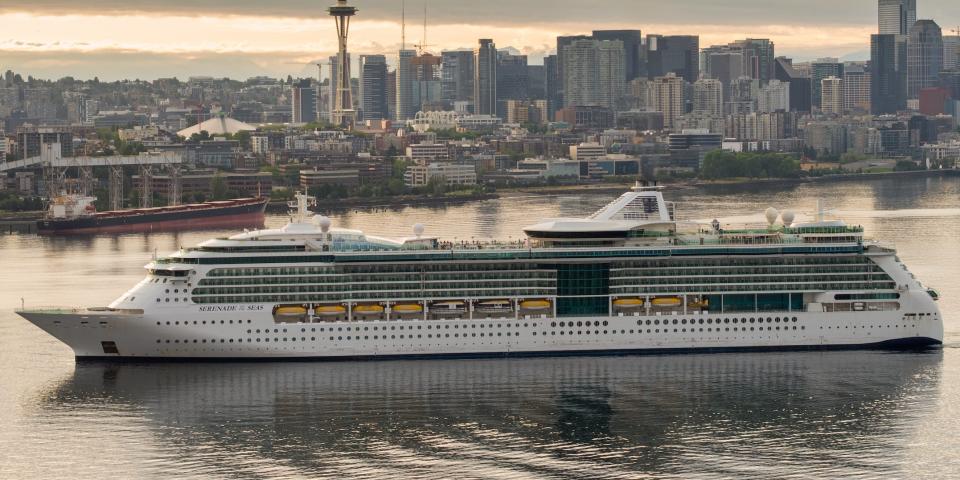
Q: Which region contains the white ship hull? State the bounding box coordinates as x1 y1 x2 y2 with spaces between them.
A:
19 292 942 360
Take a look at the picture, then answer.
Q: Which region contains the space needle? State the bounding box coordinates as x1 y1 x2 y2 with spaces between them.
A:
329 0 358 129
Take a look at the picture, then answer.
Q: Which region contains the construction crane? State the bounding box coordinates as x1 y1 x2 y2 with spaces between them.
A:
413 0 434 55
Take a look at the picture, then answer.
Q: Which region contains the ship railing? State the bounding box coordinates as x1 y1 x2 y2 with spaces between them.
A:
15 306 144 315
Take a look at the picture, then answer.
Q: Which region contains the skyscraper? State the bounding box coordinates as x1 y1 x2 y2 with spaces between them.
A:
871 34 908 113
440 50 474 104
811 59 844 109
592 30 643 81
774 57 811 112
359 55 388 122
396 49 416 120
907 20 944 99
878 0 917 35
496 52 529 102
944 36 960 71
646 35 699 82
544 55 561 119
820 76 844 115
291 80 318 124
561 39 625 110
729 39 776 84
474 39 498 115
556 35 593 108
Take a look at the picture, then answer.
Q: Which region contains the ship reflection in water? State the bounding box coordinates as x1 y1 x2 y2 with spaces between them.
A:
40 351 942 479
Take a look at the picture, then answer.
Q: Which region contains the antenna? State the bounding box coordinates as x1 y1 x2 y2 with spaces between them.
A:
401 0 406 50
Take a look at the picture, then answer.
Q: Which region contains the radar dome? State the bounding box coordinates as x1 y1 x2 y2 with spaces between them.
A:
413 223 425 237
765 207 779 226
315 216 332 233
781 210 796 227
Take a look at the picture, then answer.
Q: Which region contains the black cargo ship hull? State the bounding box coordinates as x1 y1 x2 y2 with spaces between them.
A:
38 198 268 234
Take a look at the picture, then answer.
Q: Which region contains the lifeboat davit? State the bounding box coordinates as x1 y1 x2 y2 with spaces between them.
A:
520 299 552 310
477 300 513 310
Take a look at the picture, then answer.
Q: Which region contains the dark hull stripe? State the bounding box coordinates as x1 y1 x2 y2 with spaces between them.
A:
38 199 268 232
76 336 943 363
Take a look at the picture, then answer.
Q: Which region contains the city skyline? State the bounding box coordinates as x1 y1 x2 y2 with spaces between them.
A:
0 0 957 80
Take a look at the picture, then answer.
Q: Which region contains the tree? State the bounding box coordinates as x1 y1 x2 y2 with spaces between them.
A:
210 173 229 200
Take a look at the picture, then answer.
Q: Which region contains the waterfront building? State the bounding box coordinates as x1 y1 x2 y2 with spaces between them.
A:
404 162 476 187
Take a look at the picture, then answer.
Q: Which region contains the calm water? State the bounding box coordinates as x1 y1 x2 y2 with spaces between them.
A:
1 176 959 479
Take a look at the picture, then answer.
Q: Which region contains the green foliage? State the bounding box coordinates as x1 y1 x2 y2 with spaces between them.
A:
894 160 923 171
700 150 802 180
0 191 45 212
210 173 229 200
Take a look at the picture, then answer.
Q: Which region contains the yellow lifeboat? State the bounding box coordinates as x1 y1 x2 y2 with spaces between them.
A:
354 304 385 314
652 297 682 307
392 303 424 313
613 298 644 308
520 299 552 310
314 305 346 316
274 305 307 316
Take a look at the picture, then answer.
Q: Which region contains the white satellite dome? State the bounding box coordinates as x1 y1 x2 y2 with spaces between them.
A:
781 210 796 227
314 215 332 233
413 223 425 237
764 207 779 226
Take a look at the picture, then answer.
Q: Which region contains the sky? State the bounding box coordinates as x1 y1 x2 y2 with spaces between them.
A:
0 0 956 81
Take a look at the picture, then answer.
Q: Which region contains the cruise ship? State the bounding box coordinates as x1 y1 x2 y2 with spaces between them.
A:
17 185 943 360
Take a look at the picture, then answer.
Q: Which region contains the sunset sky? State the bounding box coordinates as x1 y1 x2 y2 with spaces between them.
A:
0 0 956 80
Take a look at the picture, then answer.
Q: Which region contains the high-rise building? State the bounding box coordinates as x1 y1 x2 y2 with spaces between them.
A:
474 39 498 116
907 20 944 99
878 0 917 35
412 53 443 110
291 81 318 123
386 70 397 120
730 39 776 84
556 35 593 107
646 35 699 82
944 36 960 71
811 59 844 109
871 34 908 113
544 55 561 118
527 65 546 100
758 80 790 112
561 39 625 110
359 55 388 122
843 65 872 113
703 51 744 99
496 52 529 101
441 50 474 104
820 76 844 115
774 57 811 112
692 78 723 116
648 73 685 129
396 49 417 120
592 30 643 81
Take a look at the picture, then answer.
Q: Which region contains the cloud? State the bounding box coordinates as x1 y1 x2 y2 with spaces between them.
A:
0 1 955 79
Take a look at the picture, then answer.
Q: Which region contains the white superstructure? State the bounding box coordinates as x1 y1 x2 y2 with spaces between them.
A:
18 185 943 360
